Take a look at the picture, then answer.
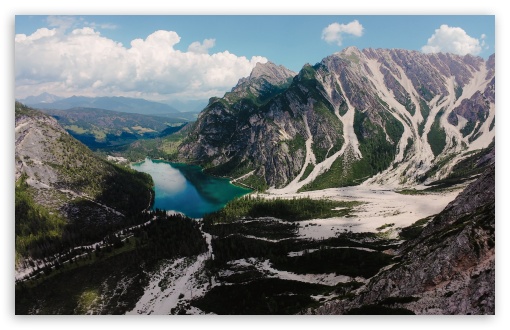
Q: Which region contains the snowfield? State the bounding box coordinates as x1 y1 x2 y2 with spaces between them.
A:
127 231 214 315
264 184 461 239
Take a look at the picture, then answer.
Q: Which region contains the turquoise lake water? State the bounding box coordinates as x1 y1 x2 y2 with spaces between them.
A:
131 158 251 218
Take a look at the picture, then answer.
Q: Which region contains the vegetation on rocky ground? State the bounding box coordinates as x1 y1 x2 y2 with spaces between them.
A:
203 195 361 224
15 174 67 263
15 212 207 314
427 109 447 157
237 174 269 192
191 278 329 315
97 129 188 162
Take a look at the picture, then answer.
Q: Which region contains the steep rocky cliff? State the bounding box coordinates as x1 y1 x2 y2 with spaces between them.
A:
309 152 495 315
179 48 495 192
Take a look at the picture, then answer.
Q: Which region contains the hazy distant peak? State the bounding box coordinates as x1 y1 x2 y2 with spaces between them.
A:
19 92 63 104
20 95 181 115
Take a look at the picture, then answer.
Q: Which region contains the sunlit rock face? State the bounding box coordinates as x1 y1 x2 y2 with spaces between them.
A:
179 49 495 191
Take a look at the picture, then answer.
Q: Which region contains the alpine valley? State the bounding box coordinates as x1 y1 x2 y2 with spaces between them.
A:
15 47 495 315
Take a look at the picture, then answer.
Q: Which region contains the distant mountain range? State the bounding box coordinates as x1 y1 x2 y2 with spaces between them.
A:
170 99 209 113
19 94 185 115
19 92 64 104
41 107 189 150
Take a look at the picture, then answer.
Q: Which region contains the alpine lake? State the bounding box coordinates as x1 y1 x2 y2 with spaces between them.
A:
130 158 251 218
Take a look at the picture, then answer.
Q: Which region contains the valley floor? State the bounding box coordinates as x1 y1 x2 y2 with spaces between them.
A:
263 184 462 239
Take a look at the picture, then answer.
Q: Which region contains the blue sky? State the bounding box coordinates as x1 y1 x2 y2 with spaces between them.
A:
16 15 495 71
15 15 495 103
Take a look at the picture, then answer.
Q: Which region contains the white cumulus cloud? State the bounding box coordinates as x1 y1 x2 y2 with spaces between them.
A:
422 25 483 56
15 28 267 101
322 20 364 46
188 38 216 54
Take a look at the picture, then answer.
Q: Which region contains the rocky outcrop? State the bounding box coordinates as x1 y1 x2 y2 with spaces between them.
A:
448 77 494 136
309 156 495 315
227 61 296 102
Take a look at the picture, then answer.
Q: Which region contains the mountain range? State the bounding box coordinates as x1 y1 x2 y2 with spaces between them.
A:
20 94 182 115
179 47 494 192
20 93 208 114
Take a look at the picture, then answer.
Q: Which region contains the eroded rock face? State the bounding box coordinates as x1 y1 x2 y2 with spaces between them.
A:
448 78 494 133
179 48 495 190
308 158 495 315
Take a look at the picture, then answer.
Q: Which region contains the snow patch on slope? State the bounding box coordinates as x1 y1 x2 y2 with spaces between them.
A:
228 258 360 286
127 229 214 315
265 184 461 238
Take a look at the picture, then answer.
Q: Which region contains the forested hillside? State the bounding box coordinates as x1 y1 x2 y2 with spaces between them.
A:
15 102 153 265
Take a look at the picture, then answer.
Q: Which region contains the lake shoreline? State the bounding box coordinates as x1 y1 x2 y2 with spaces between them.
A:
130 158 251 218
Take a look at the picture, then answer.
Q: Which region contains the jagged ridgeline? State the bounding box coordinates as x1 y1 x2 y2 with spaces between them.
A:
179 48 495 191
15 102 153 264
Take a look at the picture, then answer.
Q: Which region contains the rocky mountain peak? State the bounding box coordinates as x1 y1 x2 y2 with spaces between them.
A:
249 61 296 82
226 61 296 103
341 45 362 56
486 54 495 78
